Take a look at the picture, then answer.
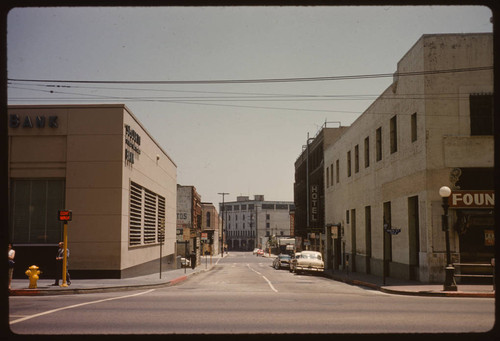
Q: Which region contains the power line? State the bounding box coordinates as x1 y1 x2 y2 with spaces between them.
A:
8 84 479 102
7 66 492 85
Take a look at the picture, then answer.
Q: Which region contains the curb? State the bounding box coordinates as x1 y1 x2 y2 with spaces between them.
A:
324 272 495 298
9 267 208 297
379 287 495 298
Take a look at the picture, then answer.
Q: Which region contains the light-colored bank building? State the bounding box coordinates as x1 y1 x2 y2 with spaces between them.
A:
323 33 494 283
8 104 177 279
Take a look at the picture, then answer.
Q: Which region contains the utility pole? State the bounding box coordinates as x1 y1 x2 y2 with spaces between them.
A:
218 192 229 257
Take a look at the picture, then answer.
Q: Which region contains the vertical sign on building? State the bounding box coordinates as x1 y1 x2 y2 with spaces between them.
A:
310 185 318 223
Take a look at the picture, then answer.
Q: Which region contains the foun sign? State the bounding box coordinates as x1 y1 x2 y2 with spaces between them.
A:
449 191 494 208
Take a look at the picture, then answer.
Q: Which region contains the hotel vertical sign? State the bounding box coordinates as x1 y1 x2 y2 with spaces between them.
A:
310 185 318 222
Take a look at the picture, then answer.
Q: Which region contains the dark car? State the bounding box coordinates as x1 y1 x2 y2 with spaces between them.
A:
273 254 292 270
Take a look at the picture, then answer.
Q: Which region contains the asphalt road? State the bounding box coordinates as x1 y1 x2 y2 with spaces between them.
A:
9 252 495 335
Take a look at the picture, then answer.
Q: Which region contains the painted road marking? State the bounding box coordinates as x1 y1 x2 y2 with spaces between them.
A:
10 289 155 325
247 264 278 293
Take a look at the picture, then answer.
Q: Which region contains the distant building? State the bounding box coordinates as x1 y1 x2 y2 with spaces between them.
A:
220 195 295 251
293 126 348 250
201 202 221 256
323 33 493 283
8 104 178 278
176 185 202 264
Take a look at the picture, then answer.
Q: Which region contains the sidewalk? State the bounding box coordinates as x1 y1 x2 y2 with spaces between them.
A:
263 252 495 298
323 268 495 298
9 256 220 296
9 254 495 298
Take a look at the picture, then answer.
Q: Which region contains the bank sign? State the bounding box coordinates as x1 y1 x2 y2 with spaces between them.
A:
449 190 494 209
9 114 58 128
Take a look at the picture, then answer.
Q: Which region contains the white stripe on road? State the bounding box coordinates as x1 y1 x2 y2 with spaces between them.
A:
10 289 155 325
247 264 278 293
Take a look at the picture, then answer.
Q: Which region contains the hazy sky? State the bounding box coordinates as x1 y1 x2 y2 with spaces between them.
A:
7 5 493 206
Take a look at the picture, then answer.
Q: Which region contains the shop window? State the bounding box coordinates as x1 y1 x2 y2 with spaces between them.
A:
9 179 65 244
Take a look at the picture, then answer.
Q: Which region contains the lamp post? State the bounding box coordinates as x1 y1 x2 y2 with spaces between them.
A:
439 186 457 291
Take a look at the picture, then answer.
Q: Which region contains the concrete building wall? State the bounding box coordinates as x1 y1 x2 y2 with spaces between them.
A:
324 33 493 283
8 104 177 278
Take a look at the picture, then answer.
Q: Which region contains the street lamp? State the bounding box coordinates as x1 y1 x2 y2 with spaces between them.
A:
439 186 457 291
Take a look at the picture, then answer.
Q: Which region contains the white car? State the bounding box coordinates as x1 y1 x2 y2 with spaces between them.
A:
180 257 191 267
253 248 260 255
293 251 324 275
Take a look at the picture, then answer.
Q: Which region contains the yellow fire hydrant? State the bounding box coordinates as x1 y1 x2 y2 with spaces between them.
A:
25 265 41 289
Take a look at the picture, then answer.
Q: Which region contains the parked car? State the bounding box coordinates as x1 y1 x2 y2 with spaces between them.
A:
289 252 302 272
180 257 191 267
293 251 324 275
253 248 260 255
273 254 292 270
257 249 264 256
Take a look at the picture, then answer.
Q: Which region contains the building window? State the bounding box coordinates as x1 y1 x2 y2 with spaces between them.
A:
266 223 270 228
376 127 382 161
364 136 370 168
470 94 493 135
354 145 359 173
266 214 270 220
326 165 330 188
9 179 65 244
347 151 351 177
411 113 417 142
206 212 211 228
330 163 334 186
129 182 166 246
390 115 398 154
336 159 340 183
346 210 350 224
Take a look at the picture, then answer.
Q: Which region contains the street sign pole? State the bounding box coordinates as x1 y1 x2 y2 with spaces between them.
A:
58 210 72 288
61 222 68 287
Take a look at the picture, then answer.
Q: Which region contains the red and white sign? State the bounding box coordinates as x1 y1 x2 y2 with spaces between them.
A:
449 191 494 209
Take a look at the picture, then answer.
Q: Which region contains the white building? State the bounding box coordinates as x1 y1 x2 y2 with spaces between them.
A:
8 104 178 278
323 33 494 283
221 195 294 251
